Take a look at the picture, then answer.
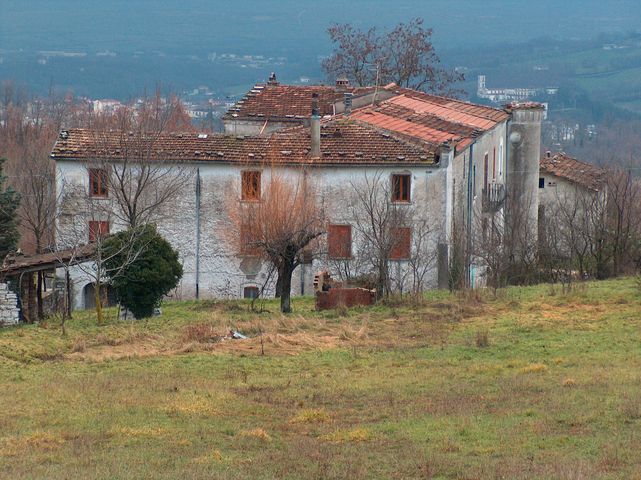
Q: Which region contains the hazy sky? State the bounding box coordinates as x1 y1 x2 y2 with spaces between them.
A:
1 0 640 54
2 0 640 98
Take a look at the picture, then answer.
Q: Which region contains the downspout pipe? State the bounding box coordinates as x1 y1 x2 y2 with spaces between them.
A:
466 142 475 288
195 168 201 299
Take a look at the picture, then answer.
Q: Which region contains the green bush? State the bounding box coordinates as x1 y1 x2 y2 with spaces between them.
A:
103 225 182 319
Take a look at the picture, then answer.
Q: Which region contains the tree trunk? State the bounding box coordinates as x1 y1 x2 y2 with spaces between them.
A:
274 275 283 298
65 269 73 320
279 260 295 313
36 271 43 320
376 261 389 299
27 273 36 323
94 281 104 325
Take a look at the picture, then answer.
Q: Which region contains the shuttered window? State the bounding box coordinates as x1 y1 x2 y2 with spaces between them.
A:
328 224 352 259
88 221 109 242
390 227 411 260
241 171 261 201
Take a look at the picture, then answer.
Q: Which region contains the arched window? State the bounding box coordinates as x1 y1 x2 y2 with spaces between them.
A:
243 286 260 299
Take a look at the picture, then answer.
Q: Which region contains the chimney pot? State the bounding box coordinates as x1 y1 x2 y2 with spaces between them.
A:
336 75 350 90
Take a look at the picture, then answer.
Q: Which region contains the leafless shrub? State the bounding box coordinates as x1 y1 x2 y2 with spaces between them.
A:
182 322 221 344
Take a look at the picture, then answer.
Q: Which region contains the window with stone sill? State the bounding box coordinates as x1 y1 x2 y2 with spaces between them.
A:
391 174 411 203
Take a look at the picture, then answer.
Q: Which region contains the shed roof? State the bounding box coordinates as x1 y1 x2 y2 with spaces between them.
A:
1 244 95 276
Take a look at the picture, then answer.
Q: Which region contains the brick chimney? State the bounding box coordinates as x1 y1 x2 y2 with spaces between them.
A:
310 93 321 157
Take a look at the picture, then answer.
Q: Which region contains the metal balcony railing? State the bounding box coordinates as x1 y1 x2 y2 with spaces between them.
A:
482 182 506 213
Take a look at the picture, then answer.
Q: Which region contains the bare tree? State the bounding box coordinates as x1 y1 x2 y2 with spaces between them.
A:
400 213 440 296
57 171 150 325
503 190 540 285
89 92 195 229
323 18 464 95
348 172 432 298
471 209 509 295
0 85 96 320
322 24 380 88
607 167 641 277
226 169 325 313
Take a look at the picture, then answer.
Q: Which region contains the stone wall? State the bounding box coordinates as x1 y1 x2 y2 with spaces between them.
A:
0 283 20 325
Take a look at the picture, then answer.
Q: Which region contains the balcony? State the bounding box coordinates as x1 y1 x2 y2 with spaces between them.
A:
482 182 505 213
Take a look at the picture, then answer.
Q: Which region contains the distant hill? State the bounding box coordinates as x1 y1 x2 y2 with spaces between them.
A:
1 0 640 98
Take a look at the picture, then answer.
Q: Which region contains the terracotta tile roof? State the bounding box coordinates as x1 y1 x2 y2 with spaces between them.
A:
271 120 438 165
350 103 480 151
224 82 508 153
383 86 510 124
51 129 269 163
224 83 376 122
540 153 606 191
51 123 437 167
350 87 507 151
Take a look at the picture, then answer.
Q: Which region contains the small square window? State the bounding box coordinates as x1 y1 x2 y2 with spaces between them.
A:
392 174 411 203
241 171 261 201
390 227 411 260
327 224 352 259
539 177 545 189
89 168 108 197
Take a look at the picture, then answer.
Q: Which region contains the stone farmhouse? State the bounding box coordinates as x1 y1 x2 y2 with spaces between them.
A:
537 152 607 248
538 151 607 210
50 78 544 310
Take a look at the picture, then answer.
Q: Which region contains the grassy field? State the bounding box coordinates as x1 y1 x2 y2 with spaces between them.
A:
1 278 640 479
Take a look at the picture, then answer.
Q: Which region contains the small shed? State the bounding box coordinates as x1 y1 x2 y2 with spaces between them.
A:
1 245 95 322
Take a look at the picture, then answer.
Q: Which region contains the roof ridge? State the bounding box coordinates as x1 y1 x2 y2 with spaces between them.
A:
389 87 506 114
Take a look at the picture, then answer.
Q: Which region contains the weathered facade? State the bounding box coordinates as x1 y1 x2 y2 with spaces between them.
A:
52 81 543 308
538 151 607 232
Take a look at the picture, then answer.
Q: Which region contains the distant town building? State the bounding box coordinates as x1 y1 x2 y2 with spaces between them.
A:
91 99 123 114
477 75 557 104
